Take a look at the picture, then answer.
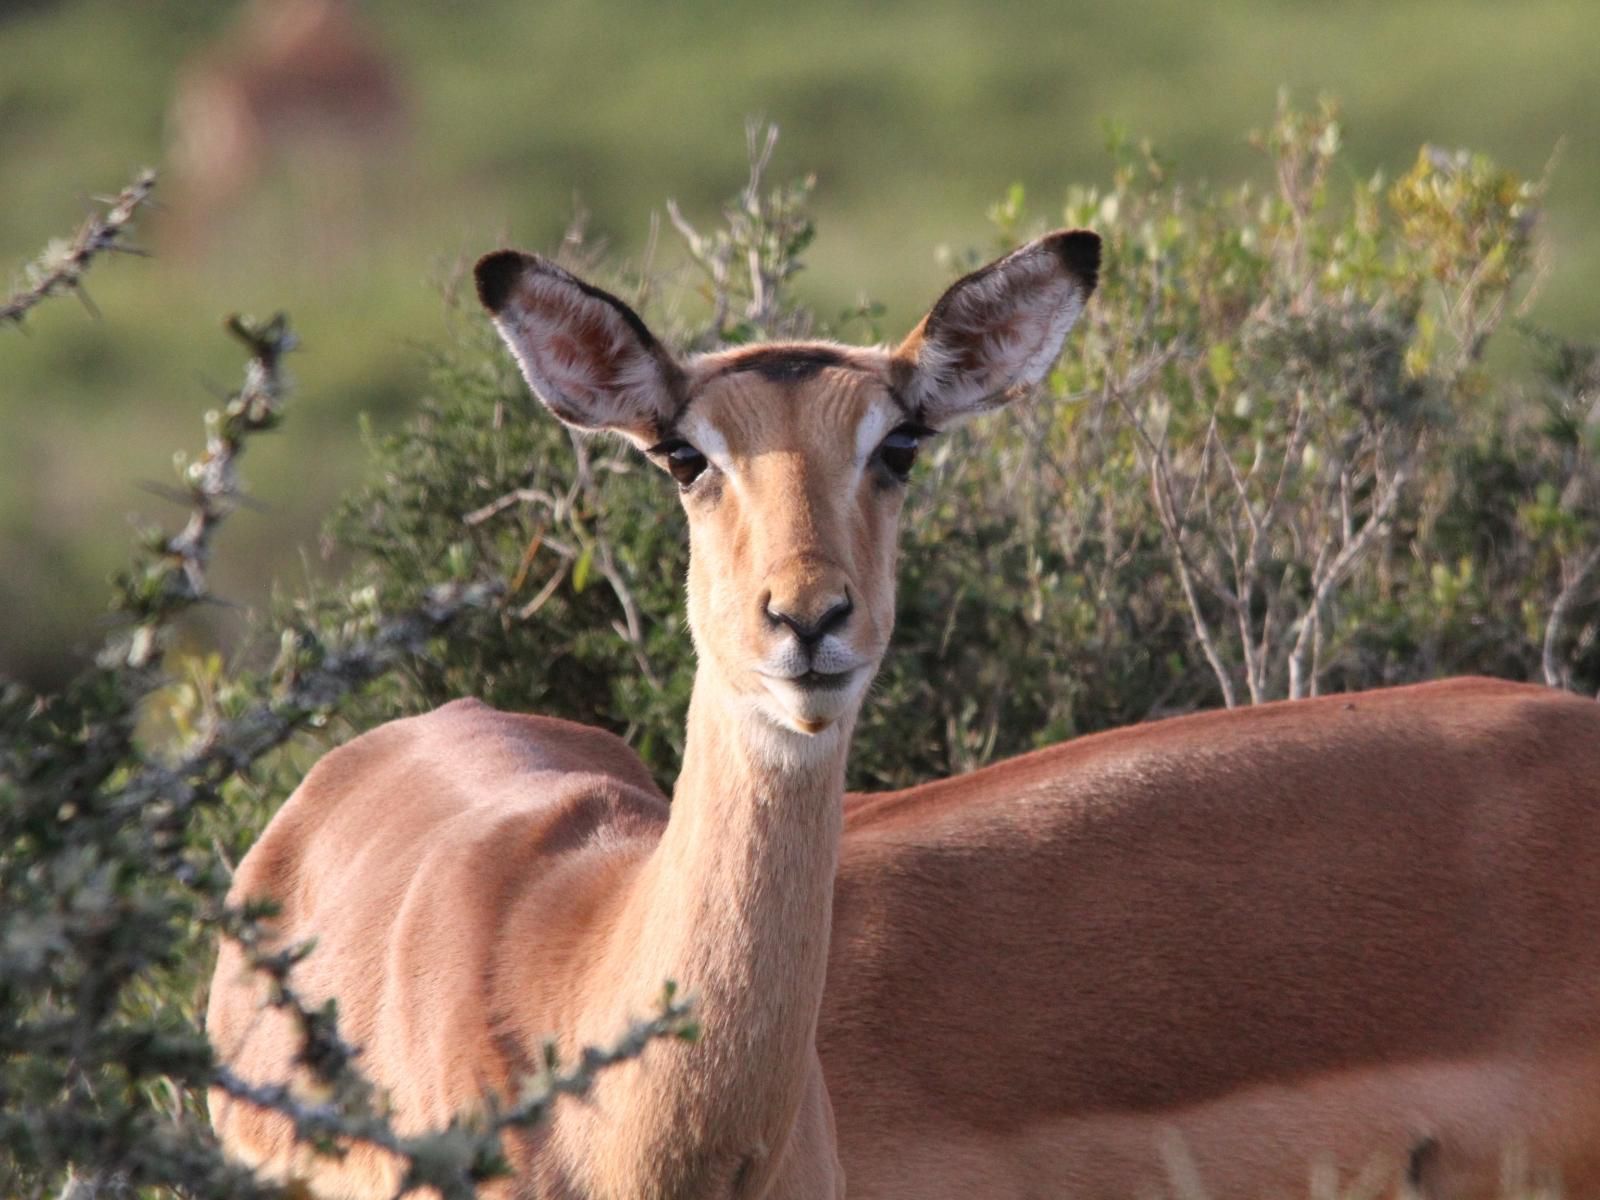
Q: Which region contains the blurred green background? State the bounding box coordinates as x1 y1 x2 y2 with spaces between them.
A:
3 0 1596 689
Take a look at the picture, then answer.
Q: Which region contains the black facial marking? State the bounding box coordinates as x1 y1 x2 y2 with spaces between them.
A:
719 346 850 384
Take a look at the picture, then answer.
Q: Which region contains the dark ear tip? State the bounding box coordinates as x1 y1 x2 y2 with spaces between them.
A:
474 250 532 315
1043 229 1102 294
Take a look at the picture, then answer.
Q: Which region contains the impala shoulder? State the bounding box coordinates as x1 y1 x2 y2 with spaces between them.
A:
405 698 664 794
235 703 663 890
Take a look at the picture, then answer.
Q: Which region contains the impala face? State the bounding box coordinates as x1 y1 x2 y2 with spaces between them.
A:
668 348 918 735
475 229 1099 738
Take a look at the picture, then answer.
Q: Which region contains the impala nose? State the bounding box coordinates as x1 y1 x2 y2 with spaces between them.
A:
763 592 853 646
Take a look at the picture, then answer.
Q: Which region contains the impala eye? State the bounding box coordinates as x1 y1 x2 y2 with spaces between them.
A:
875 423 932 482
650 438 708 488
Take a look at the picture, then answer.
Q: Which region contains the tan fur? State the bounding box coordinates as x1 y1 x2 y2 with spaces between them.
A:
209 233 1600 1198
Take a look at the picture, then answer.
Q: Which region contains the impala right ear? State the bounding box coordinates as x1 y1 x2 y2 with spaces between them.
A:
475 250 684 444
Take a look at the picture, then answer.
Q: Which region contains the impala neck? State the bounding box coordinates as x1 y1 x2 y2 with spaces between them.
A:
659 664 848 1059
595 664 850 1174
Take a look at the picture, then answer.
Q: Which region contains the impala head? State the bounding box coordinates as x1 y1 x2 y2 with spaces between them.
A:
475 230 1098 741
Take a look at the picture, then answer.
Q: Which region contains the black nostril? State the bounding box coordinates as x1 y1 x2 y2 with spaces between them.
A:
764 593 852 644
765 604 810 641
817 595 853 636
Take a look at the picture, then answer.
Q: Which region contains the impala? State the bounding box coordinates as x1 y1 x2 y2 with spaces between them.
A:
208 228 1600 1199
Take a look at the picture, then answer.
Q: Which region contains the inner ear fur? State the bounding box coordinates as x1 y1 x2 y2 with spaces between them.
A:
475 250 684 443
892 229 1100 428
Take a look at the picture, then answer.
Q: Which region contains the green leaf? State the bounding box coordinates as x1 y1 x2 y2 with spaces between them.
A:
572 545 594 594
1207 342 1236 390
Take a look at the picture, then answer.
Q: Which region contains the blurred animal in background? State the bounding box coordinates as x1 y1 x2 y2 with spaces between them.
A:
164 0 409 259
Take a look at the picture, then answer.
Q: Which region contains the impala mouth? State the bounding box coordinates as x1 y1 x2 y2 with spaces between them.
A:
759 666 857 692
790 668 856 691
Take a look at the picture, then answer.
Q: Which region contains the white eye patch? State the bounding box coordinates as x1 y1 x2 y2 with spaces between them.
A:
852 403 900 468
678 409 733 474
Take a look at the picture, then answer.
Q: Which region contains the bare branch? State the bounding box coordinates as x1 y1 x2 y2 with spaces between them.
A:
1543 540 1600 688
1287 461 1414 697
463 486 559 527
742 120 780 323
1144 446 1239 708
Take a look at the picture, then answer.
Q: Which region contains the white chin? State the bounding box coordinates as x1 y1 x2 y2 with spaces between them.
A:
758 681 856 736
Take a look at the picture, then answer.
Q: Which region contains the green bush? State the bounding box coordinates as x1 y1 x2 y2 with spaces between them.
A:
3 100 1596 1196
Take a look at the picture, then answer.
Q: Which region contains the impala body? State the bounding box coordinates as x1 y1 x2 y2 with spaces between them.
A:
208 228 1600 1198
826 677 1600 1197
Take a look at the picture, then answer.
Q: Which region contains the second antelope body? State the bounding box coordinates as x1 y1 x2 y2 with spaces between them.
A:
208 230 1600 1198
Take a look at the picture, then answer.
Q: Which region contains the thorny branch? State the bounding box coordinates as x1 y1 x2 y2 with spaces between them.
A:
121 579 503 840
81 313 502 834
111 312 295 670
211 984 695 1200
89 308 502 893
107 316 505 804
1 298 519 1199
2 169 156 328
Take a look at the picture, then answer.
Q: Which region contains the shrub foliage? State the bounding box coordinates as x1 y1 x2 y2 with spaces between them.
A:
2 101 1596 1196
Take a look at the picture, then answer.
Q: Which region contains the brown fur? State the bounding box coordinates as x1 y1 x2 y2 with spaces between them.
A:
209 232 1600 1198
825 677 1600 1197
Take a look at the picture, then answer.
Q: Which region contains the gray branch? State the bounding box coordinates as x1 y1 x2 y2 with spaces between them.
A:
1543 540 1600 689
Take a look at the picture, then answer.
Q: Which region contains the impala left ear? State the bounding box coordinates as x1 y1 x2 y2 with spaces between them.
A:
892 229 1100 428
474 249 684 445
